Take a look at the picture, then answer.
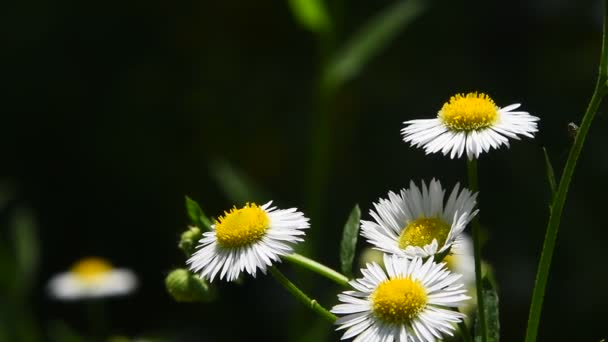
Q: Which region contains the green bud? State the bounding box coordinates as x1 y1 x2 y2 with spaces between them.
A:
178 226 202 257
165 268 216 303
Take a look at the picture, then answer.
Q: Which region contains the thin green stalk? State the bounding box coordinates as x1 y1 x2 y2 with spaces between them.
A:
282 253 350 287
269 266 337 323
85 299 107 342
525 46 608 342
458 319 473 342
466 158 487 342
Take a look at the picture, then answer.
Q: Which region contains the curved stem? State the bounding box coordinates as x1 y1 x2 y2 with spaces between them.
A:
525 82 608 342
526 4 608 340
467 158 487 342
269 266 337 323
282 253 350 287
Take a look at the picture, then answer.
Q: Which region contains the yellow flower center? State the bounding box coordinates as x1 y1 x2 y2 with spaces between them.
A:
372 277 427 324
71 257 113 282
398 217 450 250
439 92 499 131
215 203 270 248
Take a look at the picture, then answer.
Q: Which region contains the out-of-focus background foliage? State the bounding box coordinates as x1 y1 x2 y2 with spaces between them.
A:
2 0 608 341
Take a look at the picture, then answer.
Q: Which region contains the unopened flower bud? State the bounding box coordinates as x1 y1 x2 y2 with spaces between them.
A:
165 268 216 303
178 226 202 257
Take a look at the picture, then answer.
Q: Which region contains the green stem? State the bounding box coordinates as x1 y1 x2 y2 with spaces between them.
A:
269 266 337 323
85 299 106 342
525 13 608 339
466 158 487 342
457 314 473 342
282 253 350 287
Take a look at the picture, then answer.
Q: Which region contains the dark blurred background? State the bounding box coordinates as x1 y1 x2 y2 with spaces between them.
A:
2 0 608 341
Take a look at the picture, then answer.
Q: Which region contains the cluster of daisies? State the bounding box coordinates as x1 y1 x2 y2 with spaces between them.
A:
47 92 538 342
183 93 539 341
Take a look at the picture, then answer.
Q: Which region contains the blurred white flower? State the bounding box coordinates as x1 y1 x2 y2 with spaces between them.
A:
48 257 137 300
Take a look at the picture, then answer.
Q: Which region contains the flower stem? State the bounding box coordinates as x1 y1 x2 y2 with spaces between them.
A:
457 315 473 342
282 253 350 287
525 4 608 338
466 158 487 342
269 266 337 323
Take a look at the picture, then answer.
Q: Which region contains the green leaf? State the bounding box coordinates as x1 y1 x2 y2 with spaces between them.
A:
340 204 361 278
210 160 270 205
185 196 212 230
288 0 332 34
475 276 500 342
323 0 426 90
542 147 557 201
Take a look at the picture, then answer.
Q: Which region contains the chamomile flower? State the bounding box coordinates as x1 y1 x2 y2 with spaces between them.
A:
401 92 539 160
361 179 477 259
332 254 469 342
47 257 137 300
187 201 309 282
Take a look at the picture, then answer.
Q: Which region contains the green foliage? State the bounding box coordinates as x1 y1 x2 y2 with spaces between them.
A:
323 0 427 90
0 202 41 342
339 205 360 278
185 196 212 231
475 277 500 342
288 0 332 34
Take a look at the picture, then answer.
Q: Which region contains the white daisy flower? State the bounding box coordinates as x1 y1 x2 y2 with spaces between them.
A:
401 92 540 160
332 254 469 342
187 201 309 282
48 257 137 300
361 179 478 259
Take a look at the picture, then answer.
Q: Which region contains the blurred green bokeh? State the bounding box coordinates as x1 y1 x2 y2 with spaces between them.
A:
2 0 608 341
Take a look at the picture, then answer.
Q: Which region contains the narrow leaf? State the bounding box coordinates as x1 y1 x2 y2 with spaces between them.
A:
542 147 557 200
288 0 332 34
323 0 426 90
475 277 500 342
185 196 212 230
340 204 361 278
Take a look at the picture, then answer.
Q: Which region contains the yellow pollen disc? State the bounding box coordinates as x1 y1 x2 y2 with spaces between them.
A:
398 217 450 250
372 277 427 324
439 92 499 131
71 257 113 282
215 203 270 248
